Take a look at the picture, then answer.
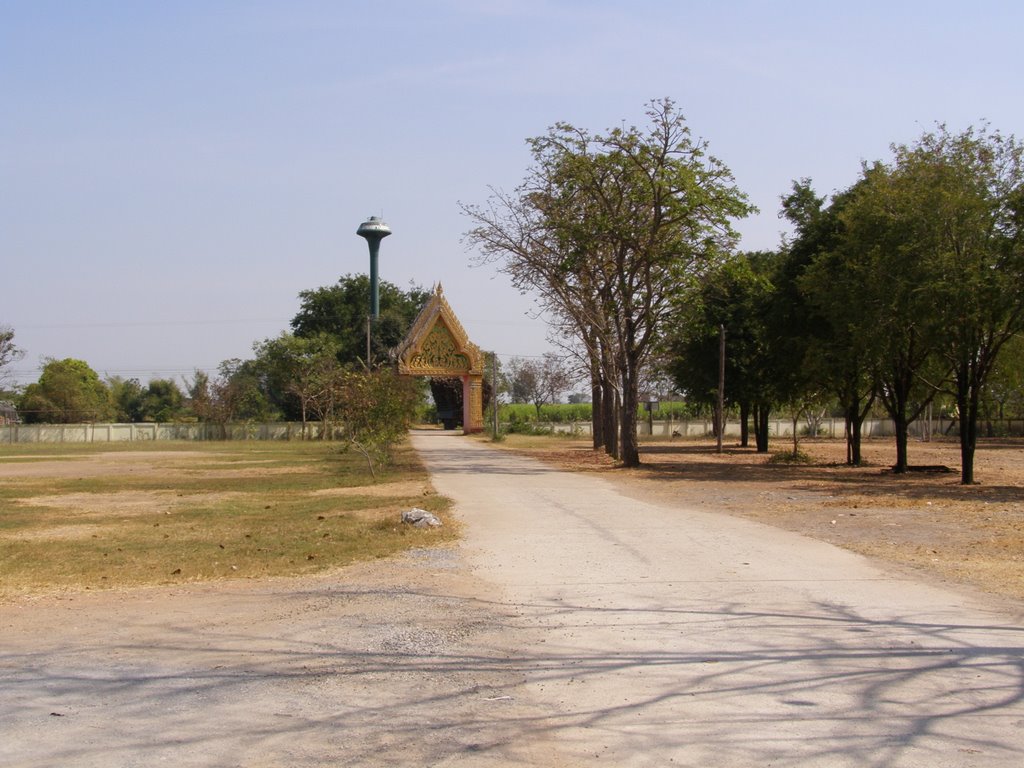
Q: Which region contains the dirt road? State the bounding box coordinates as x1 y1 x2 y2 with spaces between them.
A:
2 433 1023 766
413 432 1024 767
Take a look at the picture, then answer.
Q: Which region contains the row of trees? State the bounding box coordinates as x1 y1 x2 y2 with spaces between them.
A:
1 276 429 474
463 102 1023 483
5 357 189 424
6 105 1022 486
3 327 194 425
665 125 1024 484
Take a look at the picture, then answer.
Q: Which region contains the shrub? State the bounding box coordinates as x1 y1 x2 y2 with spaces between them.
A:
768 450 814 465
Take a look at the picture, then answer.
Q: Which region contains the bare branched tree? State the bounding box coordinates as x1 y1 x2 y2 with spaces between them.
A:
463 99 752 465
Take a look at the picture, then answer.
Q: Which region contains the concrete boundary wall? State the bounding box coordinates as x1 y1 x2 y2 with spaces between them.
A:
547 416 983 439
3 417 1022 445
0 422 324 444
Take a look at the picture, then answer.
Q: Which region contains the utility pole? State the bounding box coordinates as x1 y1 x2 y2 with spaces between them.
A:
717 323 726 454
491 351 499 437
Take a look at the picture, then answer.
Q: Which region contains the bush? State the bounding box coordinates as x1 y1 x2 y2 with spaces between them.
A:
336 369 420 478
505 420 554 435
768 450 814 465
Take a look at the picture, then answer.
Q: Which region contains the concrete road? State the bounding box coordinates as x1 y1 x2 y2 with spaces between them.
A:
411 431 1024 767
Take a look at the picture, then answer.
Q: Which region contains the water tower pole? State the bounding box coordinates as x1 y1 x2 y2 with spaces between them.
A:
356 216 392 365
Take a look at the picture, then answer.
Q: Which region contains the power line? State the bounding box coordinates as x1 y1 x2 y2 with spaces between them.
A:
15 318 290 330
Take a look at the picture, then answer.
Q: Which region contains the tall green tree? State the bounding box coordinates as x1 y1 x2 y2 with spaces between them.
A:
142 379 187 422
834 162 948 473
663 251 777 451
19 358 114 423
221 359 279 422
291 274 429 367
764 182 842 456
251 332 344 436
464 99 752 466
890 125 1024 483
788 179 880 465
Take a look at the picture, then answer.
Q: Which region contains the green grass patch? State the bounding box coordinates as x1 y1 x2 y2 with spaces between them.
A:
0 440 455 599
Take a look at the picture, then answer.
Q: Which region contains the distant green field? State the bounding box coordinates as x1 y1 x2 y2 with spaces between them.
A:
500 401 699 424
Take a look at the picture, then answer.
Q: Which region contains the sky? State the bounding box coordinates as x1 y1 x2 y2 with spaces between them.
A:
3 0 1023 388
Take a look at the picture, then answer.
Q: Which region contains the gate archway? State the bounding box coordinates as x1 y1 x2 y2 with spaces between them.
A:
397 285 485 433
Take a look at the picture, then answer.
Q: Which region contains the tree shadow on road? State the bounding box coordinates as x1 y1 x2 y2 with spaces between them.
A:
4 579 1023 767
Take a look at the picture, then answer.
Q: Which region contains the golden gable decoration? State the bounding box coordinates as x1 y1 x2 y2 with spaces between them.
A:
398 284 484 376
397 284 485 433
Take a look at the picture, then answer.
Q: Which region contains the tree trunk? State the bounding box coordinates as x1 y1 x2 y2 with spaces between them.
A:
878 353 943 474
892 411 909 473
602 378 618 460
850 413 865 466
844 401 865 466
957 371 979 485
739 401 750 448
753 402 770 453
619 363 641 468
845 416 853 465
845 409 865 466
600 341 618 459
591 376 604 451
880 375 911 473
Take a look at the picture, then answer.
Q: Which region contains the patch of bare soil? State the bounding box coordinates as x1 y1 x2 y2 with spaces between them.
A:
16 490 245 518
312 480 433 498
0 451 211 479
514 437 1024 602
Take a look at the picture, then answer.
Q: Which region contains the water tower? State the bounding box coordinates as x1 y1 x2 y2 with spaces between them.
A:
356 216 392 320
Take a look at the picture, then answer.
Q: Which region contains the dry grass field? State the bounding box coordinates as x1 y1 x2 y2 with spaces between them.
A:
493 434 1024 603
5 433 1021 605
0 441 455 600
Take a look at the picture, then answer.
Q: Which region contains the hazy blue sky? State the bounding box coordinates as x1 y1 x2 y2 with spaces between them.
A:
3 1 1022 386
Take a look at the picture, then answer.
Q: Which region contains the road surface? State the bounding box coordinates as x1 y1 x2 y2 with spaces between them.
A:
411 431 1024 767
2 433 1022 767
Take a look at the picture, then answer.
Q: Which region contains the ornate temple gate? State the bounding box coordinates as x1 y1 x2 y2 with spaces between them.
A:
397 285 485 434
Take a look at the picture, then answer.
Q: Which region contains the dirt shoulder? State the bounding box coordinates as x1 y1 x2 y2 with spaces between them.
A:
0 547 563 768
493 436 1024 603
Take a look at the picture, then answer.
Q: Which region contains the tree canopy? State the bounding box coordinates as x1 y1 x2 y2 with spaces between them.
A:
464 98 753 465
685 124 1024 483
291 274 429 367
503 353 573 418
19 358 114 423
109 377 188 422
663 251 777 450
883 125 1024 483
